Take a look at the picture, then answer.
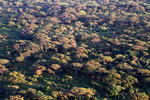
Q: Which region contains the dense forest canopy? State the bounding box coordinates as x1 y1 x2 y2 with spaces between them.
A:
0 0 150 99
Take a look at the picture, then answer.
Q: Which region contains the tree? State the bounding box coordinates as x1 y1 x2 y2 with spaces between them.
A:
101 72 121 86
0 59 10 65
10 95 24 100
50 17 61 24
61 12 77 23
72 63 83 74
36 69 42 76
85 60 101 74
0 64 8 74
130 92 149 100
122 75 138 89
75 53 88 62
8 21 16 26
49 64 61 71
13 40 40 62
8 71 27 84
71 87 96 99
51 53 71 64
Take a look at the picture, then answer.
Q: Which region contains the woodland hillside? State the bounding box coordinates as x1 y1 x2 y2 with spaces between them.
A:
0 0 150 99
